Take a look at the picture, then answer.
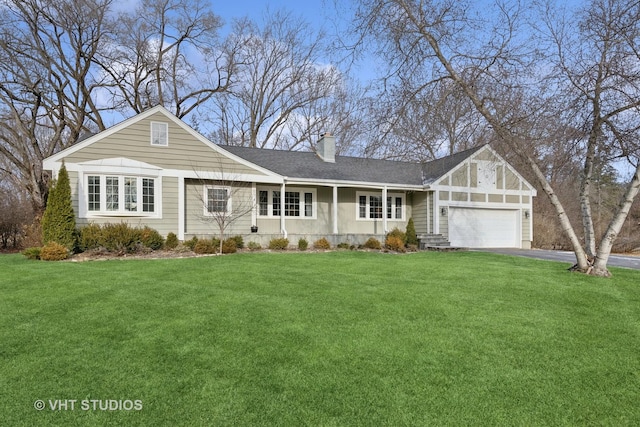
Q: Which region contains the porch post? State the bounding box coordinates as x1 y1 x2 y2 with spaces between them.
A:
178 176 185 240
382 186 388 234
280 180 287 238
251 183 257 229
332 185 338 234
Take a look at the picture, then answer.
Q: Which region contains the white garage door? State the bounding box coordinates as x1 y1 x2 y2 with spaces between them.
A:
449 208 519 248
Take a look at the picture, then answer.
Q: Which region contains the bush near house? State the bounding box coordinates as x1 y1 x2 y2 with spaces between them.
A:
313 237 331 250
269 238 289 250
164 232 179 250
222 238 237 254
41 163 76 251
387 228 406 245
39 241 69 261
405 218 418 246
232 235 244 249
21 247 42 260
298 238 309 251
363 237 382 250
183 237 199 251
247 241 262 251
139 226 165 250
194 239 217 254
385 235 406 252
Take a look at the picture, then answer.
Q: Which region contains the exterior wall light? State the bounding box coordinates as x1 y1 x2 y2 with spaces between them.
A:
441 206 447 216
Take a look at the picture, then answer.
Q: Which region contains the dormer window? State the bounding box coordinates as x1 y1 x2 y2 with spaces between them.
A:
151 122 168 146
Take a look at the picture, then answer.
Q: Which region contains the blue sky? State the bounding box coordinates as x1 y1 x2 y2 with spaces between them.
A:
211 0 333 27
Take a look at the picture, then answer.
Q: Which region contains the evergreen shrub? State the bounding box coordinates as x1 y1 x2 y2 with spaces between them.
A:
313 237 331 250
40 241 69 261
268 238 289 250
41 164 76 250
164 232 179 249
363 237 382 250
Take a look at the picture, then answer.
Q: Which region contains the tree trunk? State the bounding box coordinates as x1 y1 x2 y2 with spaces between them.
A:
592 165 640 277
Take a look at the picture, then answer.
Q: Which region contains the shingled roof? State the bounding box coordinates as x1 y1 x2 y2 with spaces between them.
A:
221 144 485 186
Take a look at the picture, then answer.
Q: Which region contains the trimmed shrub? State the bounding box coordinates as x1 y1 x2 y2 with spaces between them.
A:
269 238 289 250
78 223 103 251
222 238 237 254
164 232 179 250
313 237 331 250
22 247 42 260
298 238 308 251
183 237 199 251
247 241 262 251
406 218 418 246
385 235 406 252
337 242 350 249
232 235 244 249
40 241 69 261
194 239 217 254
363 237 382 250
140 226 164 250
100 223 141 253
41 163 76 250
387 227 406 245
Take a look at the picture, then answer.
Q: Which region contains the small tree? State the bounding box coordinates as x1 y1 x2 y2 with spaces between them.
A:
405 218 418 246
41 163 76 250
194 162 255 254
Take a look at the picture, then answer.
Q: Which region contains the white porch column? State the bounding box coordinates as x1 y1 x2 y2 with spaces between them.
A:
433 190 439 235
332 185 338 234
178 176 185 240
280 180 287 238
382 186 388 234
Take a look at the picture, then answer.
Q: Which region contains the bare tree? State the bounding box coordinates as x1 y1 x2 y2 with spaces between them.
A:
95 0 237 119
0 0 111 213
192 164 255 254
349 0 640 276
211 10 343 149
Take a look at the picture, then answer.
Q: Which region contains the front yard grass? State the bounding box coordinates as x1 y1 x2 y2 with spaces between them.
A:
1 251 639 426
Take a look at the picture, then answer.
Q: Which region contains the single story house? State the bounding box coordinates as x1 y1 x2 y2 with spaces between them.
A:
43 106 537 248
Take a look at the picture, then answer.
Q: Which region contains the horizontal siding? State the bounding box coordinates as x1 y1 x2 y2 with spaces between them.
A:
412 192 428 235
184 179 253 238
63 112 265 176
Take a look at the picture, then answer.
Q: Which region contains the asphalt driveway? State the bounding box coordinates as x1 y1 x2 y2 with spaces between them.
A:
476 248 640 270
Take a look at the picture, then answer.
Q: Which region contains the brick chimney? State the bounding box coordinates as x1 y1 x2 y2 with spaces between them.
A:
317 132 336 163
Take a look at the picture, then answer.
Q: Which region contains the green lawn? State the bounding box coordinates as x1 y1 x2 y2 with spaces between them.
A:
1 251 639 426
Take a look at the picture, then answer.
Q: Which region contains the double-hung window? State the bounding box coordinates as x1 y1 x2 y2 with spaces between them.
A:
357 191 405 220
151 122 168 146
205 186 230 214
257 187 315 218
87 175 157 215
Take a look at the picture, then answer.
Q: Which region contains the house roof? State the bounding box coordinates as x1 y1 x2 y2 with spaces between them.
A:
221 144 485 187
420 145 485 184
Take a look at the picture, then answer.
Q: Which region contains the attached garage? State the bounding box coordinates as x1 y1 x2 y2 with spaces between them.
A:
448 207 519 248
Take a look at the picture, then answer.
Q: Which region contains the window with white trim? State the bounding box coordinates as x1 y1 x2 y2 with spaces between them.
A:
151 122 168 146
87 175 157 215
357 191 405 220
204 186 230 214
257 187 315 218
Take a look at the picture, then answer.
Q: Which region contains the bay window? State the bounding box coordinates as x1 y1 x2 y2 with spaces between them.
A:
86 175 157 215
